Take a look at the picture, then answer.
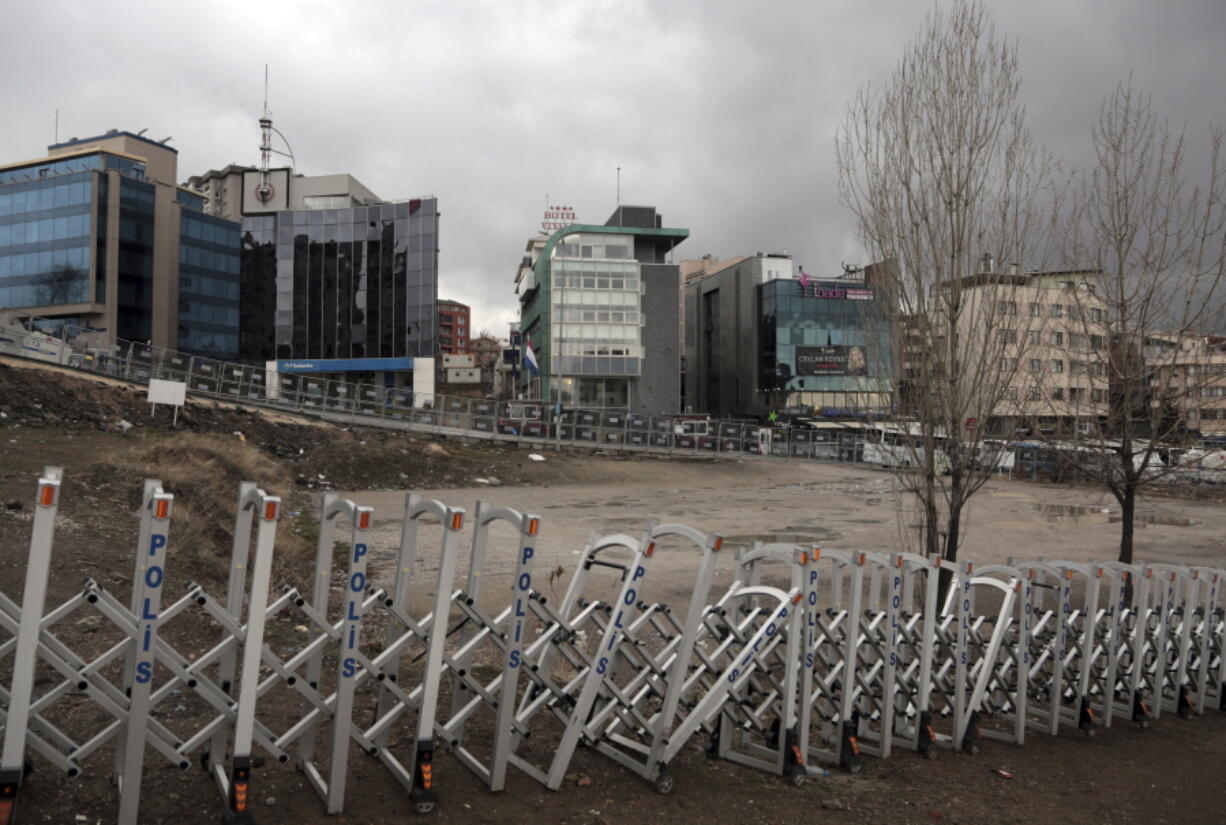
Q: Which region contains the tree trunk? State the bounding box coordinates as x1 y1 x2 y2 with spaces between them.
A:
1118 483 1135 565
938 473 964 604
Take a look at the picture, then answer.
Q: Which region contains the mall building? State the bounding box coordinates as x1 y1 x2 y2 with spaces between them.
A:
684 256 893 418
514 205 688 412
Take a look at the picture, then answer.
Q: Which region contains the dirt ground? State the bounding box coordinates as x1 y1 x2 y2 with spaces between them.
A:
1 360 1225 825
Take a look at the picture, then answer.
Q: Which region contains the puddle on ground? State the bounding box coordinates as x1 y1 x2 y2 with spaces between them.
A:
1034 503 1195 527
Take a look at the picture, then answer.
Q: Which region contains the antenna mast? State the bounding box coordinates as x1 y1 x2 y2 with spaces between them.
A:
255 65 275 204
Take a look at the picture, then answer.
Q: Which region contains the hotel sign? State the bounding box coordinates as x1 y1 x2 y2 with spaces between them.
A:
542 204 578 232
795 345 868 376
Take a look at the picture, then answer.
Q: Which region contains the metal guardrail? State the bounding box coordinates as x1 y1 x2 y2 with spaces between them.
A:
0 323 868 463
3 469 1224 822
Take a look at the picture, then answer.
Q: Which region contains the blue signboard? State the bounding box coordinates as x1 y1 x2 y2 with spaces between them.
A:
276 357 414 373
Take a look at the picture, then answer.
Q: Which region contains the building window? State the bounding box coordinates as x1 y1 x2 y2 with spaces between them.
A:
1092 389 1106 403
1050 331 1063 346
1000 358 1017 371
1029 387 1042 401
1091 307 1103 323
1029 359 1042 372
1052 387 1064 401
998 329 1017 344
1029 303 1043 317
1051 359 1064 373
1090 334 1104 350
1052 304 1064 318
998 300 1017 315
1027 330 1039 345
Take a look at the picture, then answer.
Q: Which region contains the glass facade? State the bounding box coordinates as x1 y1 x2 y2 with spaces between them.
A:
759 279 891 392
0 151 144 186
116 178 155 341
179 210 241 358
0 171 94 308
549 246 642 377
237 198 438 364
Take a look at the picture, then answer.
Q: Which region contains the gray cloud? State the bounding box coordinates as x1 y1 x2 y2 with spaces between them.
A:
3 0 1223 334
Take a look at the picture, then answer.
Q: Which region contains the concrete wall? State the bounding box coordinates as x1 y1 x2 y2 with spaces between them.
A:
638 262 681 414
686 257 784 417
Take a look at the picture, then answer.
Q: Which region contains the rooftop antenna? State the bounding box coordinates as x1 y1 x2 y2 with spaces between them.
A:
616 166 622 226
255 64 276 204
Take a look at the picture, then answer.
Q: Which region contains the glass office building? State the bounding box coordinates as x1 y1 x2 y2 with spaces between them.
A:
516 205 688 413
687 264 892 418
178 190 241 358
238 197 438 367
0 133 243 357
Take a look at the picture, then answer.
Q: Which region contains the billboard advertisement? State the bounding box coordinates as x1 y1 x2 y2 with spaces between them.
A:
795 345 867 376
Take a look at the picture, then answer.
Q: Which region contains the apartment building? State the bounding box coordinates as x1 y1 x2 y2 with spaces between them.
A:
900 267 1110 437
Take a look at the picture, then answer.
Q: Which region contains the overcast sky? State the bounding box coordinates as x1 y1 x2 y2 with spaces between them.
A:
2 0 1223 335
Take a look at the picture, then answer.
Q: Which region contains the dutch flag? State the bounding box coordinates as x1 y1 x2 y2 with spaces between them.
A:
523 338 540 376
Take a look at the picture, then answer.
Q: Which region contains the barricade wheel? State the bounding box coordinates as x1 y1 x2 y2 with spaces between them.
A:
965 743 980 755
415 800 435 814
654 773 675 795
924 749 938 760
847 760 863 775
789 772 806 788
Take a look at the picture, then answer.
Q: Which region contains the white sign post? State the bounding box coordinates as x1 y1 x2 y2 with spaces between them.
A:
147 379 187 426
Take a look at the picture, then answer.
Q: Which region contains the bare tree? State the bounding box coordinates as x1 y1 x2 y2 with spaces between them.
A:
836 0 1058 591
1055 80 1226 565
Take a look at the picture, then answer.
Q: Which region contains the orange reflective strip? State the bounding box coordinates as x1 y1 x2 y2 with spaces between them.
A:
858 552 865 565
39 483 56 507
966 563 973 575
811 547 822 561
791 745 804 764
263 501 278 521
799 551 808 565
155 498 169 519
234 782 248 812
895 556 904 568
645 542 656 558
358 510 371 530
527 518 540 536
849 736 860 755
1065 569 1074 580
712 535 724 552
450 511 463 530
792 592 803 605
